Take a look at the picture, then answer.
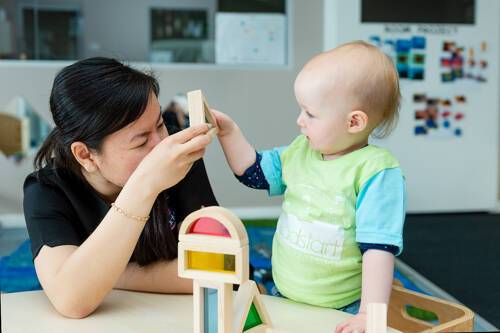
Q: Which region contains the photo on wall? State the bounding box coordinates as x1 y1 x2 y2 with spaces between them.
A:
440 41 488 83
369 36 426 80
413 93 466 139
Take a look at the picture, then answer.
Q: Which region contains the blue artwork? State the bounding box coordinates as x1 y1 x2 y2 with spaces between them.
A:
369 36 426 80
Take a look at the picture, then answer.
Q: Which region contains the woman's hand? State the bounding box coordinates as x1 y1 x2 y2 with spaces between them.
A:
210 109 237 138
132 124 212 196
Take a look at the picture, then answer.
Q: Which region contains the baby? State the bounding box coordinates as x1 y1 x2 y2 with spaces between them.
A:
213 41 406 333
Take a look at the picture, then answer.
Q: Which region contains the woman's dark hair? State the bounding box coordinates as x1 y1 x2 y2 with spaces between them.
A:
35 57 177 265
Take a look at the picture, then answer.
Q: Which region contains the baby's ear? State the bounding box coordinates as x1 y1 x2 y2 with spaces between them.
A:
347 110 368 134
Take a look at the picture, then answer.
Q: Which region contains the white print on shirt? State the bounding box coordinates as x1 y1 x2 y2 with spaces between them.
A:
276 212 345 261
283 181 355 228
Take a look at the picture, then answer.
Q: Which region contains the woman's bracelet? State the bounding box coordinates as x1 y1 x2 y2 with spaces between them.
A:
111 203 150 223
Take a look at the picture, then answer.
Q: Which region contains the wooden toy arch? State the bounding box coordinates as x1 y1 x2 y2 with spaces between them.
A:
179 206 249 246
178 206 250 284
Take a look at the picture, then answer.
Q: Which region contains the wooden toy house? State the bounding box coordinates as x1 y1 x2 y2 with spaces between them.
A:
178 206 274 333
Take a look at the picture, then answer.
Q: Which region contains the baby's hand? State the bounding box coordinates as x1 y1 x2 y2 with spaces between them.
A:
335 312 366 333
210 109 236 137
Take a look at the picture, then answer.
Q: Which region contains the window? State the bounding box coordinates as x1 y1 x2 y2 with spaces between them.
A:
0 0 288 65
22 6 81 60
150 9 210 63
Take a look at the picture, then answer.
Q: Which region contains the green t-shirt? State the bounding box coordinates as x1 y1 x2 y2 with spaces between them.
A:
271 135 400 308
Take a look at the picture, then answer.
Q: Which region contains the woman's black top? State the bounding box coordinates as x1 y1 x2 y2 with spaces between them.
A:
23 159 218 259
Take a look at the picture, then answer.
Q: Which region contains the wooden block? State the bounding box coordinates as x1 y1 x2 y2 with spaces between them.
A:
188 216 232 237
187 90 218 135
197 279 231 290
193 280 203 333
188 251 235 273
239 245 250 286
179 206 249 247
232 280 273 333
194 280 233 333
219 283 233 333
178 206 254 332
179 241 244 260
367 303 387 333
388 284 474 332
179 234 243 249
205 287 219 332
179 243 249 285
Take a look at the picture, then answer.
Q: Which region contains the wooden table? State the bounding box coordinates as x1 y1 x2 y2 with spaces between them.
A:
2 290 400 332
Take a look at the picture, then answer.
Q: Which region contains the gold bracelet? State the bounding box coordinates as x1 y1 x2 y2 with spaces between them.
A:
111 203 150 223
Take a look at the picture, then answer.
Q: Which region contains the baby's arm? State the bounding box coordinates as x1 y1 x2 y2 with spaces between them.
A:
335 250 394 333
211 109 256 176
336 252 394 333
360 249 394 311
336 167 406 333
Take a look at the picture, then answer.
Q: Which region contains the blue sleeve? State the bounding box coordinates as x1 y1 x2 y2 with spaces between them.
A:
260 146 287 196
358 243 399 256
355 168 406 255
235 152 270 190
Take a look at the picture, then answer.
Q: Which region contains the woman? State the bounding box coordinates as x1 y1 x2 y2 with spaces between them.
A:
23 57 216 318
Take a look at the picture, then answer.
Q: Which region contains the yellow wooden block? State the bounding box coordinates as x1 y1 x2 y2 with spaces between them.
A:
187 250 236 274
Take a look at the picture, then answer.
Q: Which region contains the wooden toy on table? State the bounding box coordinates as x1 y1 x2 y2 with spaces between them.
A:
388 284 474 332
232 280 273 333
178 206 275 333
187 90 218 137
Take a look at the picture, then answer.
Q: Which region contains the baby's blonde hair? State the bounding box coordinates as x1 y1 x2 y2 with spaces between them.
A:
337 40 401 138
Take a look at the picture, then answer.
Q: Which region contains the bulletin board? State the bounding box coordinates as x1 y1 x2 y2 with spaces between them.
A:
215 13 286 65
324 0 500 212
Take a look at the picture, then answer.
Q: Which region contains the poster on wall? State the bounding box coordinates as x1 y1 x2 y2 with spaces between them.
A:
215 13 286 65
413 93 466 139
440 41 489 83
369 35 426 80
327 0 499 212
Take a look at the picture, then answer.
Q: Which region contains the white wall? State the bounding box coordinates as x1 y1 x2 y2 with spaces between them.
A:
0 0 324 216
325 0 500 213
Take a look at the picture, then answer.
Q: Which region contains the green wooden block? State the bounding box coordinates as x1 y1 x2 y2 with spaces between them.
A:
243 303 263 331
